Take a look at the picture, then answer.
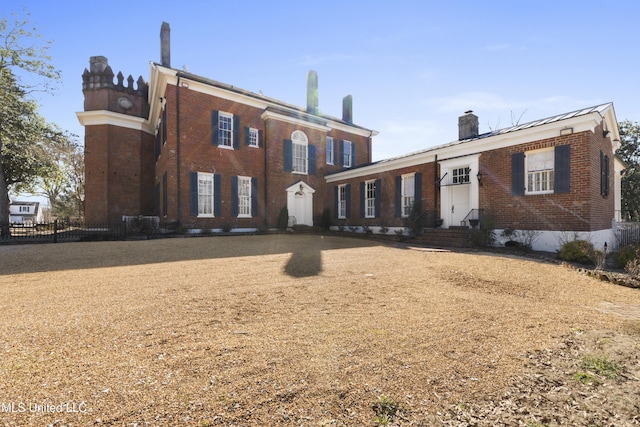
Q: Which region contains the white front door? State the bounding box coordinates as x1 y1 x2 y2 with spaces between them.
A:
449 184 470 226
286 181 316 226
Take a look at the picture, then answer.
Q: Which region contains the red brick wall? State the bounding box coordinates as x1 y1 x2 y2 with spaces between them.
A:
83 79 153 224
156 84 373 228
326 162 438 228
479 127 615 232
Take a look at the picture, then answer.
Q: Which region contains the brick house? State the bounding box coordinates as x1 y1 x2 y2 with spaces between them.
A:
326 105 623 251
78 23 376 230
78 23 623 252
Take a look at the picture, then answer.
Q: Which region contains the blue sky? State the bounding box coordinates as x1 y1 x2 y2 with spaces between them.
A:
4 0 640 163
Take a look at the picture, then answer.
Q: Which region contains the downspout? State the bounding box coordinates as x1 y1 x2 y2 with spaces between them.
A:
176 74 182 227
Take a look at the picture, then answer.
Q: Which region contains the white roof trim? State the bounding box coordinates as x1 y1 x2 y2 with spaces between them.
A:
148 64 376 137
77 110 153 135
326 106 613 182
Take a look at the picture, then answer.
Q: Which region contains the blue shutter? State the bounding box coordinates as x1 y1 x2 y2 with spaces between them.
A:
283 139 293 172
345 184 351 218
251 177 258 215
415 172 422 202
214 174 222 217
233 116 240 149
360 181 365 218
231 176 239 217
244 126 251 146
394 176 402 217
554 145 570 193
211 110 219 146
351 143 356 167
333 139 338 165
334 186 339 219
512 153 525 196
190 172 198 216
374 179 381 218
258 129 263 147
308 144 316 175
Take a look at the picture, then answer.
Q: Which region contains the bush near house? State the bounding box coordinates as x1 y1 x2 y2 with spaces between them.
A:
558 239 595 265
613 244 640 269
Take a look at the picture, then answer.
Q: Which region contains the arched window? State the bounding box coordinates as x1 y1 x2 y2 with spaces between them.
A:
291 131 308 174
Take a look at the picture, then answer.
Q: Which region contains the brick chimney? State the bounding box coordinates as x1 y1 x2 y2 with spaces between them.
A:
160 22 171 68
458 110 479 140
342 95 353 124
306 70 318 114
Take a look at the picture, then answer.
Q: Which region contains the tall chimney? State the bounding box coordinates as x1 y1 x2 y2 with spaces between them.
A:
342 95 353 124
160 22 171 68
458 110 479 140
306 70 318 115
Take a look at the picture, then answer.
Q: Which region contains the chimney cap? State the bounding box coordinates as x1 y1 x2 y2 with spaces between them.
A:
464 110 474 115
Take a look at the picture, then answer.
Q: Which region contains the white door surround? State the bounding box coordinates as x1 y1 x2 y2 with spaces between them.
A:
286 181 316 226
439 154 480 228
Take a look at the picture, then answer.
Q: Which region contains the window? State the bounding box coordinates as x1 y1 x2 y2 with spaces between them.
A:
248 128 259 147
452 167 470 184
218 112 233 147
338 184 347 219
237 176 252 217
401 174 415 217
19 206 30 213
526 149 554 194
343 140 353 168
326 137 334 165
292 130 308 174
365 180 376 218
197 173 214 217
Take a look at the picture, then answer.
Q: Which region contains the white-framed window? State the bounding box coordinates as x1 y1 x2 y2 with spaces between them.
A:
198 172 214 217
238 176 252 217
292 130 308 174
365 180 376 218
401 173 415 217
326 136 334 165
19 206 30 213
218 111 234 147
343 140 353 168
338 184 347 219
526 149 554 194
452 167 470 184
248 127 259 147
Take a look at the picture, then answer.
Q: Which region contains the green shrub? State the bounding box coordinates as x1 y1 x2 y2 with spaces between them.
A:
558 239 595 264
319 207 332 230
470 216 496 247
613 244 640 269
276 207 289 231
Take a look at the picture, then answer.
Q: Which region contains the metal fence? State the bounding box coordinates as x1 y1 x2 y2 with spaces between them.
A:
0 218 167 244
615 222 640 248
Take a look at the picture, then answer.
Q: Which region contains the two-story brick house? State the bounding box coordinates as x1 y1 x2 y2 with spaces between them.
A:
78 22 623 252
78 23 376 230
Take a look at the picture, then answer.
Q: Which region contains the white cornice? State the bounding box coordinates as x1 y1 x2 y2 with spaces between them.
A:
148 64 376 137
326 111 607 182
76 110 153 135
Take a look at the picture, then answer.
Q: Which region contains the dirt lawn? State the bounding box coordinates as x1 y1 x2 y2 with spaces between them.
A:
0 234 639 426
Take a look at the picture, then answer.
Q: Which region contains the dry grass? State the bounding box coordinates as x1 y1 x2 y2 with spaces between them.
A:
0 234 639 426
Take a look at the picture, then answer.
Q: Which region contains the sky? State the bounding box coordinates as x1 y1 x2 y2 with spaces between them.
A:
4 0 640 165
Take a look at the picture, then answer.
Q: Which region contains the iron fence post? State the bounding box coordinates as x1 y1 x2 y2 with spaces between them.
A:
53 220 58 243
